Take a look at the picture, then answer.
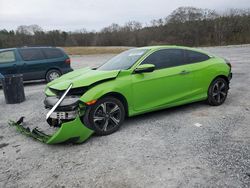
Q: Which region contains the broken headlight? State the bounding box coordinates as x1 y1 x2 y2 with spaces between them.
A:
44 96 80 111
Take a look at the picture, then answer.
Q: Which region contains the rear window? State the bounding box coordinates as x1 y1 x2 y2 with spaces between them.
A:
42 48 64 59
186 50 210 64
19 48 45 61
0 51 16 63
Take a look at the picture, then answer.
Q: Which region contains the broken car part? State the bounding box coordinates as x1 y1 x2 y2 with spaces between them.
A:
9 83 94 144
9 116 94 144
46 83 73 120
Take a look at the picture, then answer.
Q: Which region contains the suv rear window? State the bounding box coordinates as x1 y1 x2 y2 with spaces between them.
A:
0 51 16 63
42 48 64 59
19 48 45 61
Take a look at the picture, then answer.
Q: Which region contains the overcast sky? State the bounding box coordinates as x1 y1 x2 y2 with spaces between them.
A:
0 0 249 31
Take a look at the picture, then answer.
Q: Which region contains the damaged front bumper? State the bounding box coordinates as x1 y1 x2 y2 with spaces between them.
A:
9 115 94 144
9 83 95 144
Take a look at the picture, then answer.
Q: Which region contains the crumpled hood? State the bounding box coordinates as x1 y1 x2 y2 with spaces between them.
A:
47 67 120 90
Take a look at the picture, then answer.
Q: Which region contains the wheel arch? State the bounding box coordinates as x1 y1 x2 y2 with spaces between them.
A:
98 92 129 117
206 74 230 97
45 67 62 79
207 74 229 106
80 79 131 116
211 75 229 85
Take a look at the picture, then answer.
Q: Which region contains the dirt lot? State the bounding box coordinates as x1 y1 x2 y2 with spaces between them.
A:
0 45 250 188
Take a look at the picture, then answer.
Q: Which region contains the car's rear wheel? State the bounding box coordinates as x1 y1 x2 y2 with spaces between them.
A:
207 77 229 106
83 97 125 135
46 69 61 83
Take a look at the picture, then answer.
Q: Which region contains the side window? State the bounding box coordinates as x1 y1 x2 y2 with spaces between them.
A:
141 49 185 69
42 48 64 59
186 50 210 64
18 48 45 61
0 51 16 63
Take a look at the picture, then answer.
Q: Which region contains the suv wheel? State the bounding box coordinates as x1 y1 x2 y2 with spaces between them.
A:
46 69 61 82
83 97 125 136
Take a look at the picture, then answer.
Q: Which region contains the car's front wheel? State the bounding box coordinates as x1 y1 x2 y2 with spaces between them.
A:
83 97 125 135
207 77 229 106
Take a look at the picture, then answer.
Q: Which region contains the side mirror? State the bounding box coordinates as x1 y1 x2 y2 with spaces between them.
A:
134 64 155 74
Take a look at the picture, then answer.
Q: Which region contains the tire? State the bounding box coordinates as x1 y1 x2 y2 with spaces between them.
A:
207 77 229 106
45 69 61 83
83 97 125 136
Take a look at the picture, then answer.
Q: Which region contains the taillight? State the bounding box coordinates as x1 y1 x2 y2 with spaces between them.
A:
65 58 71 64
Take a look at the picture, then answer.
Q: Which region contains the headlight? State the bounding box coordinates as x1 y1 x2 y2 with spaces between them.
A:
60 96 80 106
44 96 80 111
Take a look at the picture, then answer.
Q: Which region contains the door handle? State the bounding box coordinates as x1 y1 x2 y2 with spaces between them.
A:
179 70 190 75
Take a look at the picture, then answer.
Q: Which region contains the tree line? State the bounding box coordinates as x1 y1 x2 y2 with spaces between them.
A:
1 7 250 48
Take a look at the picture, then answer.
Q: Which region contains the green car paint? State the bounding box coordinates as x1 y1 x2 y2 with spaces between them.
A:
9 115 94 144
11 45 231 144
46 67 120 91
47 116 94 144
70 46 229 116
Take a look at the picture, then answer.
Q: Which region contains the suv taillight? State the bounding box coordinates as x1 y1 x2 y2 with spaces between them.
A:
65 58 71 64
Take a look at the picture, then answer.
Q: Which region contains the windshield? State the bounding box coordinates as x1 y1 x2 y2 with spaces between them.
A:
97 48 148 71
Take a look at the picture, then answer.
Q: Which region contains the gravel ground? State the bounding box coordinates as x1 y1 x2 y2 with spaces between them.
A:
0 45 250 188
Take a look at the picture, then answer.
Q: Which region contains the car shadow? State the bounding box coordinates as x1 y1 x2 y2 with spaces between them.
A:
23 80 47 86
123 101 206 127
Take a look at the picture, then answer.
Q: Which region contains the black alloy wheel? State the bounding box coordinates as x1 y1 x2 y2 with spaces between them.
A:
83 97 125 135
207 77 229 106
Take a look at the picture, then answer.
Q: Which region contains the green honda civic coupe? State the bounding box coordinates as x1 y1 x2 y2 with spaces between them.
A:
12 46 232 144
39 45 232 143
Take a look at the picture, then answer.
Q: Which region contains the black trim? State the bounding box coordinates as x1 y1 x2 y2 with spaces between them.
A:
228 73 232 81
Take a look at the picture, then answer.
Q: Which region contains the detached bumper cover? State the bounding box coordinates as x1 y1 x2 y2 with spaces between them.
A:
9 116 94 144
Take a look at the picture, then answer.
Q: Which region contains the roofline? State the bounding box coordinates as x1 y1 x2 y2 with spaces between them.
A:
0 48 16 51
136 45 213 56
0 46 59 51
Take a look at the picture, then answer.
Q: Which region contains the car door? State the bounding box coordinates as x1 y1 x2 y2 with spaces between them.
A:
17 48 47 80
184 50 212 98
131 49 196 112
0 50 18 76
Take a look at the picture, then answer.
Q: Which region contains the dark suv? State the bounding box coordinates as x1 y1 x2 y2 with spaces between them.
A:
0 47 73 82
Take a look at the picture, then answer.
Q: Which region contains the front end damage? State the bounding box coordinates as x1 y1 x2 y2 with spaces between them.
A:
9 116 94 144
9 84 94 144
9 68 121 144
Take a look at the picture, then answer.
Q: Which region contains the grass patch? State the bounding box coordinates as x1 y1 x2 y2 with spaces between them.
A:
62 46 132 55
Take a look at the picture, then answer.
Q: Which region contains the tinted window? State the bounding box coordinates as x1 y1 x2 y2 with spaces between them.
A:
19 48 45 61
141 49 185 69
186 50 210 63
0 51 16 63
42 48 64 59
